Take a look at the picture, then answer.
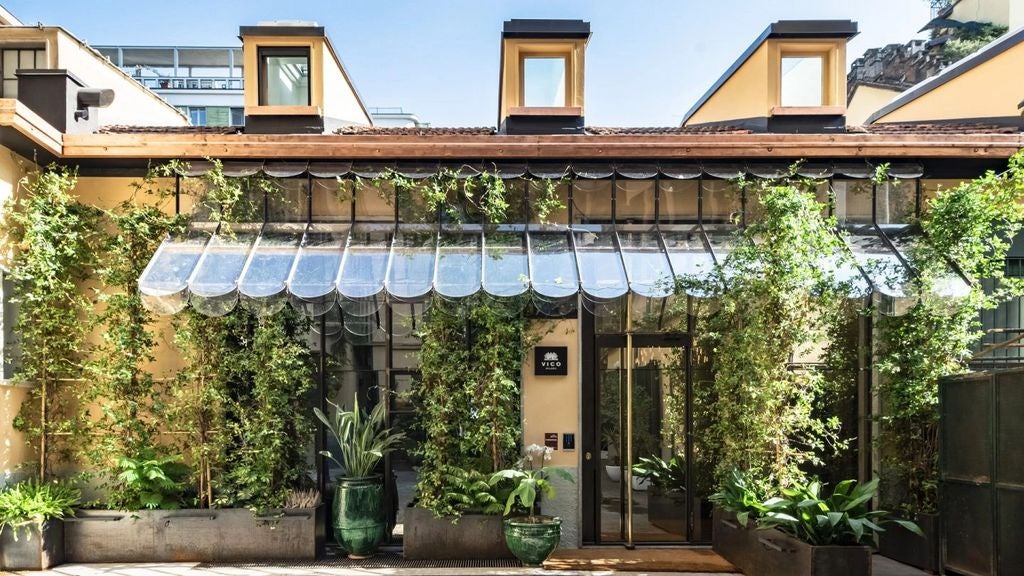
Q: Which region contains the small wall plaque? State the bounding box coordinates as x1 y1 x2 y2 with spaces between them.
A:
544 432 559 450
534 346 568 376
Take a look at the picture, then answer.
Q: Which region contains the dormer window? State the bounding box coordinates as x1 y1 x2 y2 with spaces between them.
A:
258 47 310 106
522 56 567 107
780 55 824 107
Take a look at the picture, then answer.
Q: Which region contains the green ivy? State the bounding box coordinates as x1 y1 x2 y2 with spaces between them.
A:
2 165 101 480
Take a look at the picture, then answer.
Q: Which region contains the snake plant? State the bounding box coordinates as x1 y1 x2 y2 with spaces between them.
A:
314 395 405 479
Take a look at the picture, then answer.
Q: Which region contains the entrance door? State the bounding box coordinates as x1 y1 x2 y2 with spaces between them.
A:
582 330 712 545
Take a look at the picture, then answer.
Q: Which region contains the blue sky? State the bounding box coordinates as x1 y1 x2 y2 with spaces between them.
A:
7 1 931 126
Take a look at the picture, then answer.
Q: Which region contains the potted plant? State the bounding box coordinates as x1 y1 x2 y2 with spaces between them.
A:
633 455 686 532
0 479 80 570
315 395 404 559
489 444 573 567
712 472 922 576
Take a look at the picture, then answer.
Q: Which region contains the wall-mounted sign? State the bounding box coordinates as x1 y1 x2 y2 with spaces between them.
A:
535 346 568 376
544 432 559 450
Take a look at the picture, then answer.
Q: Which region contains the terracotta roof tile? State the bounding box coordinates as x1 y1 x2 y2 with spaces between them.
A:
335 126 496 136
850 122 1022 135
97 125 243 135
585 125 752 135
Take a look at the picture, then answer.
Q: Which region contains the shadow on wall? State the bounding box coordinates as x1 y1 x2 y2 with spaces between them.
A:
0 385 32 486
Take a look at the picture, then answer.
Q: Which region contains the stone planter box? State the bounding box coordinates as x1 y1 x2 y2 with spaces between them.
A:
403 506 512 560
713 508 872 576
0 519 64 570
878 513 939 573
64 506 324 563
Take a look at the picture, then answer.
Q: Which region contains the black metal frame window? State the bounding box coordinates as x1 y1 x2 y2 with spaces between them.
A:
1 47 45 98
258 46 311 106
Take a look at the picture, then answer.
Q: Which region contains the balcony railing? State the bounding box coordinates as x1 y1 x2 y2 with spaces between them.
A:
132 76 243 91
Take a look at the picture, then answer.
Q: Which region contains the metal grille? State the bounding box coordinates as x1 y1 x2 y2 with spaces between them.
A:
199 551 522 569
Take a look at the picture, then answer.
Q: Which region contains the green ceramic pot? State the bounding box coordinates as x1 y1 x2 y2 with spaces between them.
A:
503 516 561 567
333 476 386 559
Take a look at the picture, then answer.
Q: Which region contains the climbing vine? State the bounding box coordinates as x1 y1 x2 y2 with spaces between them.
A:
410 296 537 517
3 165 101 480
676 173 847 489
875 150 1024 515
81 164 189 507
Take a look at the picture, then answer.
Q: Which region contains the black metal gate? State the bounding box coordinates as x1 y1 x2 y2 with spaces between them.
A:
940 368 1024 575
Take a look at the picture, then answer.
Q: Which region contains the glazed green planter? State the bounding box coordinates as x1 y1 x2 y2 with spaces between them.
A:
333 476 386 559
503 516 561 567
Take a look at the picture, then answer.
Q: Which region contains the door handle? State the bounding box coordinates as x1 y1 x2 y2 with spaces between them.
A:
585 451 592 461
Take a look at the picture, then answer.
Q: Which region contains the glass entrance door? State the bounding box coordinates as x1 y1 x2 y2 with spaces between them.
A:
584 332 712 545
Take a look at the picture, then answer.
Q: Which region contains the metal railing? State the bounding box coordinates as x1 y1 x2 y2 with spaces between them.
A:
131 75 243 91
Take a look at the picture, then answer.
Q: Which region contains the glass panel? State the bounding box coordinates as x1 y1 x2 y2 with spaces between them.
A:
263 54 309 106
618 227 673 298
833 180 874 225
19 50 35 70
632 346 687 542
483 231 529 297
267 179 308 222
887 228 970 301
189 225 260 316
435 231 482 299
661 227 716 297
138 228 212 315
529 180 569 225
574 228 628 299
312 178 352 222
701 180 742 224
386 227 436 302
527 231 578 299
781 55 823 107
337 226 390 300
704 225 740 270
3 51 17 79
875 180 916 226
921 179 965 212
598 346 626 542
522 56 566 107
238 224 303 300
658 180 698 225
843 226 912 303
616 180 655 224
356 180 394 222
573 180 613 224
289 223 348 301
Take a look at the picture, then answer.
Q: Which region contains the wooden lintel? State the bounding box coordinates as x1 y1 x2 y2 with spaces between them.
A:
59 132 1024 160
0 99 64 156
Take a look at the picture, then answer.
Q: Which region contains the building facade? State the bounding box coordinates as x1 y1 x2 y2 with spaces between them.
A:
1 12 1022 552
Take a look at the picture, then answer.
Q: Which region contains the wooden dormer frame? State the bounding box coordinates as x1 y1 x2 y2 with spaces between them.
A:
243 35 323 117
500 39 585 123
768 40 846 115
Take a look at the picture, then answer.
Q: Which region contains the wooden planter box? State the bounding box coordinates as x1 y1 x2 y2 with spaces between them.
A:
878 513 939 573
403 506 512 560
713 508 872 576
64 506 324 563
0 520 64 570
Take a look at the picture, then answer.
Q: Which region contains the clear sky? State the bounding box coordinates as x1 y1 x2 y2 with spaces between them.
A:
6 0 932 127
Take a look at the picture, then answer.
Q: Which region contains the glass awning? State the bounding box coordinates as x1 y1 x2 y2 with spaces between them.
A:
138 220 967 319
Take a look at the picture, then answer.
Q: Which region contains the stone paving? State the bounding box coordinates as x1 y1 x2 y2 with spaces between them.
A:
6 554 929 576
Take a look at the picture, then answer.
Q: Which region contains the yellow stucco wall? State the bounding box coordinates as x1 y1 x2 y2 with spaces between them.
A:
522 319 579 468
685 43 770 126
846 84 900 126
872 38 1024 124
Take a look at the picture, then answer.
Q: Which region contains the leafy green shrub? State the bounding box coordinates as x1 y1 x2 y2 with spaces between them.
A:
0 480 80 540
757 478 921 546
490 445 573 520
709 469 772 527
316 395 405 479
442 467 502 516
109 448 190 510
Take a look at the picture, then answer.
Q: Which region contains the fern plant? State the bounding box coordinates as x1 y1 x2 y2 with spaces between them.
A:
315 395 405 479
0 480 80 541
110 448 190 510
442 467 503 516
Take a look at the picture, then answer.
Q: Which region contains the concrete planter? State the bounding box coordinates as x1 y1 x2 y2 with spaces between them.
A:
403 506 513 560
64 506 324 563
878 513 939 573
713 508 872 576
0 519 64 570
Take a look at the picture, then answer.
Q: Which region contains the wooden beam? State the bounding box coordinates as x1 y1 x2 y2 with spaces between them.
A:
0 99 63 156
60 131 1023 160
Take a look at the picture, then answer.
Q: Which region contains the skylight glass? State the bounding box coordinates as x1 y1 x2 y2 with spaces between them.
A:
523 56 566 107
781 56 824 107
